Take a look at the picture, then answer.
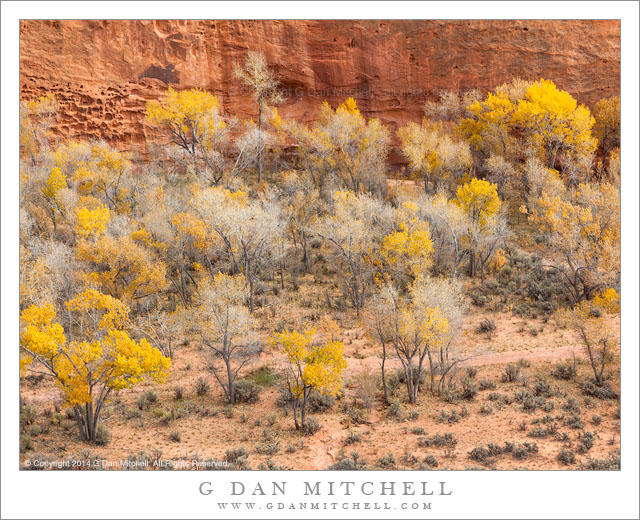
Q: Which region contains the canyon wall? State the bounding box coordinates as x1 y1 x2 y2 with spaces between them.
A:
20 20 620 162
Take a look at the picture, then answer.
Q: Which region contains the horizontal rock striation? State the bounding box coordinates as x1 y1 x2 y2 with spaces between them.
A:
20 20 620 164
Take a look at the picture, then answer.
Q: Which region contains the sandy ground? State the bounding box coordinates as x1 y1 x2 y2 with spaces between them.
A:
20 305 620 471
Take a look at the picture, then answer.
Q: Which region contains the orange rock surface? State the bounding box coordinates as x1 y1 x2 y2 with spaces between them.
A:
20 20 620 162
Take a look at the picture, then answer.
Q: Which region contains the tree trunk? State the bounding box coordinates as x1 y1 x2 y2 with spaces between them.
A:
226 355 236 404
381 341 390 406
257 97 263 183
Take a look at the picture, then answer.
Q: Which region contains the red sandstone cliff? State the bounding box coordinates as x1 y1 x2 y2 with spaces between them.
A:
20 20 620 161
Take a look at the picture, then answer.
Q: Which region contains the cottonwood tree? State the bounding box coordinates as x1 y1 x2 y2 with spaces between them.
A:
269 329 346 430
512 79 597 173
592 96 620 175
418 192 470 278
20 93 59 164
398 119 472 194
376 200 434 286
53 140 134 213
20 289 170 442
459 90 518 161
455 178 502 279
557 288 619 384
313 190 395 313
191 186 285 312
146 88 236 186
279 171 323 275
299 98 390 194
135 183 204 308
423 89 481 122
528 181 620 303
233 51 283 182
191 273 255 404
371 276 464 403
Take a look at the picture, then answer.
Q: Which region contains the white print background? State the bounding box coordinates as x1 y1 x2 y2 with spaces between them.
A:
2 2 638 519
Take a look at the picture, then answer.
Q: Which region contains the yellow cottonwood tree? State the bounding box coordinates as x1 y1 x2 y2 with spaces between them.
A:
592 96 620 174
529 182 620 302
557 288 619 384
20 290 170 442
512 79 597 171
146 88 231 185
455 178 504 280
459 91 516 158
370 277 463 403
269 329 346 430
377 201 434 284
291 98 390 194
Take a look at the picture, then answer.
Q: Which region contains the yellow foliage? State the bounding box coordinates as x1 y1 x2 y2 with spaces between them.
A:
488 248 507 273
455 178 501 226
43 167 67 201
512 79 597 165
270 329 347 398
146 87 220 126
75 235 167 301
592 288 620 314
380 220 434 279
20 291 170 407
74 205 110 238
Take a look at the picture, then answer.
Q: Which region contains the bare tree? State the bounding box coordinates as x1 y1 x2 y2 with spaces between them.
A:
233 51 283 182
191 273 255 404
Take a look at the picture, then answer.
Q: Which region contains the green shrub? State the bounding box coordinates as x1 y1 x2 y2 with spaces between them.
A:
144 390 158 404
465 367 478 379
580 451 620 470
551 362 576 380
256 441 280 455
388 400 401 417
580 381 617 400
418 433 457 448
592 414 603 426
344 431 362 445
563 397 580 413
20 434 33 453
20 402 38 427
557 449 576 466
94 424 111 446
478 379 496 391
328 451 368 470
501 364 520 383
377 453 396 469
479 403 494 415
476 318 496 334
533 380 553 398
248 365 278 387
422 455 439 469
173 386 184 400
512 443 538 460
468 446 492 464
307 392 335 413
195 377 210 396
233 380 262 404
564 412 584 430
401 452 419 467
169 430 181 443
577 431 595 453
460 377 478 400
303 417 321 436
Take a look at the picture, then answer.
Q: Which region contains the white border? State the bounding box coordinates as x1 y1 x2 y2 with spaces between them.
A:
2 2 638 519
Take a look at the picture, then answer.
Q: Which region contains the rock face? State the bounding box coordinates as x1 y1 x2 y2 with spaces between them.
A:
20 20 620 163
